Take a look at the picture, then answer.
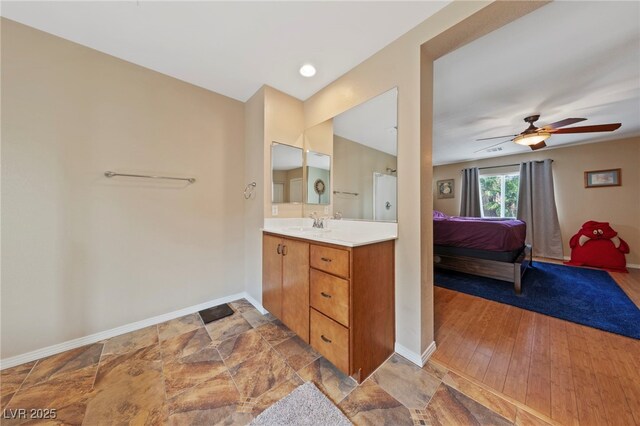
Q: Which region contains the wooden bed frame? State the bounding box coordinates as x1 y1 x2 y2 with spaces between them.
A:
434 245 532 294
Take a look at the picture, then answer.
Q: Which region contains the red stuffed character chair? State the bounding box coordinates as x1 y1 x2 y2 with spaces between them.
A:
565 221 630 272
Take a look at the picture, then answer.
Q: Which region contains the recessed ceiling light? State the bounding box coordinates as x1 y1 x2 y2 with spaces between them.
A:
299 64 316 77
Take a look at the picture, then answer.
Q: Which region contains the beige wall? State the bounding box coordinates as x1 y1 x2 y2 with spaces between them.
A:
304 119 334 155
1 19 246 358
303 2 491 357
243 85 306 305
433 137 640 265
244 88 266 306
333 135 397 220
264 86 305 219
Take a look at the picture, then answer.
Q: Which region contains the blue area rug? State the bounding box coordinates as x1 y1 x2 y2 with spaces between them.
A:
435 262 640 339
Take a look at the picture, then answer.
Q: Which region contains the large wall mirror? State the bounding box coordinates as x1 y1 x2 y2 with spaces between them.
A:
306 152 331 205
271 142 303 204
332 87 398 221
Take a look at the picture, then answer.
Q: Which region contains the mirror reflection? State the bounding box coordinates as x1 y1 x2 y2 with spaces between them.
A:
333 87 398 221
306 152 331 205
271 142 303 204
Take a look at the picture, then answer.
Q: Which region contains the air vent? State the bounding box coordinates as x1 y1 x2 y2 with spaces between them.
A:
486 147 503 153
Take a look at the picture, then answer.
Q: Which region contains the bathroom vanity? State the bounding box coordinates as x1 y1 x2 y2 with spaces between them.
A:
262 220 397 382
262 87 399 382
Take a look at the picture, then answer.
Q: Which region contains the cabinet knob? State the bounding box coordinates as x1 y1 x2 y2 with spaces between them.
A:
277 244 282 255
320 257 332 263
282 245 288 256
320 292 332 298
320 335 332 343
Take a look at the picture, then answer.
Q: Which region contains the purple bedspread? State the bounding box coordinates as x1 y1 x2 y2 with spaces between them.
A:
433 212 526 252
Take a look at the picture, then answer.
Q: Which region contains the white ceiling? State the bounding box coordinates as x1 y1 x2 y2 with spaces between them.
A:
1 1 449 102
333 87 398 156
433 1 640 165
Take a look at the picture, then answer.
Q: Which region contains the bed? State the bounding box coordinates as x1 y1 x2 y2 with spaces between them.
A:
433 211 532 294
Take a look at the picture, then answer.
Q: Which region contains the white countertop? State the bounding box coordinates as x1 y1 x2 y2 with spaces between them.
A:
262 218 397 247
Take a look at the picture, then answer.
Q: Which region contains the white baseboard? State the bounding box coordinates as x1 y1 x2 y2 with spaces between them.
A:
394 342 423 367
561 256 639 269
0 291 260 370
422 341 437 365
243 292 267 315
394 341 437 367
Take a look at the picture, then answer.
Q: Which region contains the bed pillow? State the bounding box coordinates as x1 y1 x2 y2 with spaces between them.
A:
433 210 449 219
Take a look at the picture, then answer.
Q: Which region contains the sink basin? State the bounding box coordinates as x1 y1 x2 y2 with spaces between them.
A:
312 228 331 233
307 230 332 236
284 227 331 234
285 226 314 232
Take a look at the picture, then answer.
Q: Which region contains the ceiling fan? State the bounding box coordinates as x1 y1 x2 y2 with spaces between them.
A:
475 115 622 152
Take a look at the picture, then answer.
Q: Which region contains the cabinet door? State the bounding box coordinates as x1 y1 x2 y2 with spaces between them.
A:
262 234 283 320
282 239 310 342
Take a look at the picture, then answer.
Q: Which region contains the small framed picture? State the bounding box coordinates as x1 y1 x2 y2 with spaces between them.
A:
584 168 621 188
437 179 455 199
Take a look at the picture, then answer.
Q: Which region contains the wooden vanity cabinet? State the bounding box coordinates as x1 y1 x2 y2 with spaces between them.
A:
311 239 395 382
263 232 395 382
262 234 309 342
262 235 283 319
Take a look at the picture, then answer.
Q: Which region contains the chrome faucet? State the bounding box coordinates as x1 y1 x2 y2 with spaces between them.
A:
310 212 324 229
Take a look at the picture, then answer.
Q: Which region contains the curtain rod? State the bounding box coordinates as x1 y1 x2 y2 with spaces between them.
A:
468 159 554 171
478 163 519 170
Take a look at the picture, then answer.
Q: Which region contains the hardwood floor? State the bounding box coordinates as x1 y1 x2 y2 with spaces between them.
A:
609 269 640 307
433 264 640 426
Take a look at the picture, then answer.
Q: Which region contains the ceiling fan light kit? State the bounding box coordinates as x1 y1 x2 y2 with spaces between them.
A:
513 131 551 146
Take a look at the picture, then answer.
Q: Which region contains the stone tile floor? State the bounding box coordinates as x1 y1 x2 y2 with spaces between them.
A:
1 299 553 425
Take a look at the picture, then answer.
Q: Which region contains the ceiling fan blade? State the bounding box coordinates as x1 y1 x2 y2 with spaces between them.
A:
473 139 513 153
529 141 547 151
476 134 518 141
551 123 621 134
541 117 587 130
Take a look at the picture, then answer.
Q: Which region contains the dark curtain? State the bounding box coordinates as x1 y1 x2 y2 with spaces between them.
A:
460 167 481 217
517 159 563 258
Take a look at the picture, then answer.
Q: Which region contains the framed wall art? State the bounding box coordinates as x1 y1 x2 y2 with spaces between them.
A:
437 179 455 199
584 168 621 188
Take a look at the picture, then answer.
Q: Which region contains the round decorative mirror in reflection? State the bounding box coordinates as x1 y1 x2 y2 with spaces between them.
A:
314 179 326 195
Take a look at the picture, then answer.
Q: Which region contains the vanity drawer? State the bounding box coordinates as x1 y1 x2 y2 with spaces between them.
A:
310 269 349 327
310 309 349 374
310 245 350 278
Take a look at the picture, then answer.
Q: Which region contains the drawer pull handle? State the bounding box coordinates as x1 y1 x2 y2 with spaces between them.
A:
320 335 332 343
321 257 332 262
320 292 332 298
277 244 282 255
282 245 288 256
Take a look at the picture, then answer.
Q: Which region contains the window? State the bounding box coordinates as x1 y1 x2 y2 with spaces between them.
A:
479 173 519 218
